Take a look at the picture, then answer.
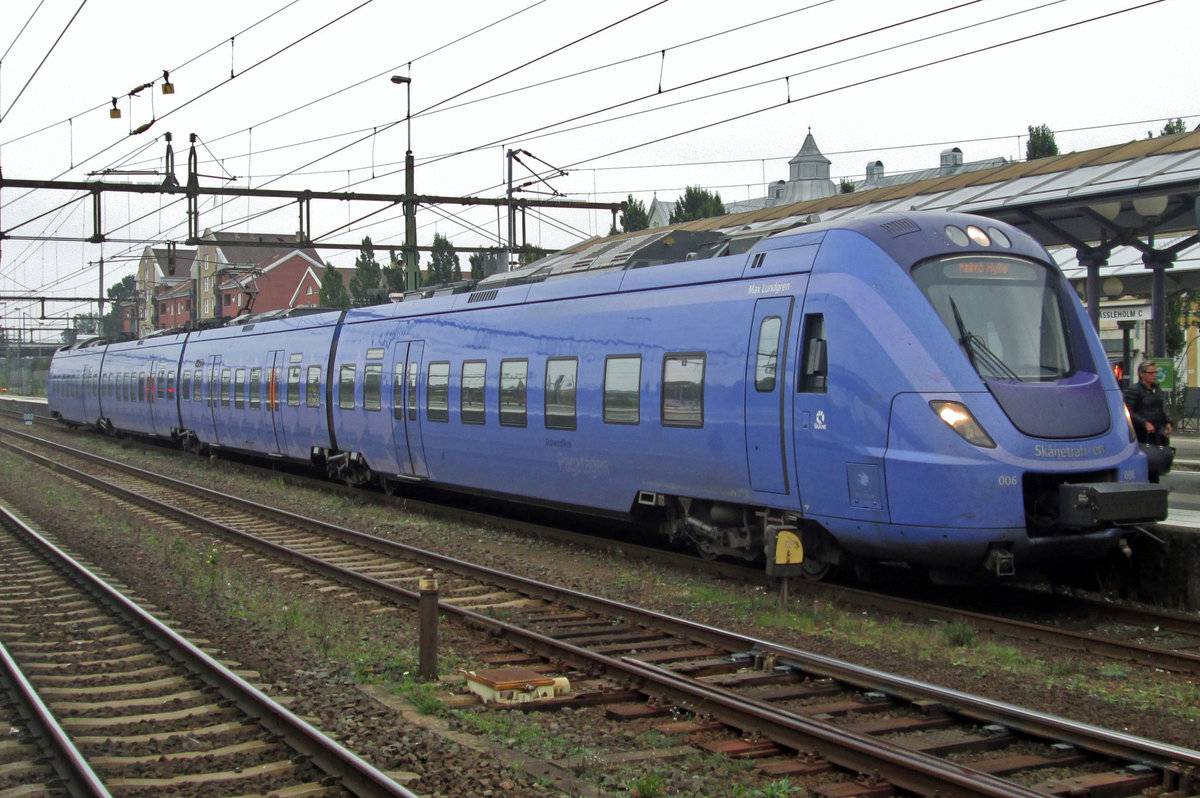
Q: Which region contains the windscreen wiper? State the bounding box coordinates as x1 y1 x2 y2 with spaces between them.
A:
948 296 1020 381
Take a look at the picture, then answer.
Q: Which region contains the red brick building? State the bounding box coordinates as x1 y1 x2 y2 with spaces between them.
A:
137 231 348 333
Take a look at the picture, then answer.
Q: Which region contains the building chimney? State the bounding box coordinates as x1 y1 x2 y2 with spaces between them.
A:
866 160 884 184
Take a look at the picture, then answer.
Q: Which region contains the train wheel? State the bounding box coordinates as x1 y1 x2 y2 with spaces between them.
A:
799 556 834 581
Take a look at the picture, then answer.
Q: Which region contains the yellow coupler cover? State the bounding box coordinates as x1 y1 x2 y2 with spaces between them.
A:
465 667 570 705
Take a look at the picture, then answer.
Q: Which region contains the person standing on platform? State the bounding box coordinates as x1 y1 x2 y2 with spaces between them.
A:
1124 360 1174 482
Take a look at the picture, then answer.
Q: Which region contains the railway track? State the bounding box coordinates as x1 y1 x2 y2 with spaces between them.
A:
3 427 1199 796
1 633 109 796
0 500 418 797
6 417 1200 677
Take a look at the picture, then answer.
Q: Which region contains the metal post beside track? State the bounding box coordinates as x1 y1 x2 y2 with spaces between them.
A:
419 570 438 681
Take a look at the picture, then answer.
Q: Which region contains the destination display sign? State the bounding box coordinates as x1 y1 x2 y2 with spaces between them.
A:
940 257 1040 281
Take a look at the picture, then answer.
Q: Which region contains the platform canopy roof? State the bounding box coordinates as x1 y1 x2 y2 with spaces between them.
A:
581 130 1200 298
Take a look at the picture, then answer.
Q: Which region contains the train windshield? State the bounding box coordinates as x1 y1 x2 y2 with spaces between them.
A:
912 255 1072 382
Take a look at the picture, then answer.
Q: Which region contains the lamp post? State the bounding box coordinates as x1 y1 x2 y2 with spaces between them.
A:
391 75 418 292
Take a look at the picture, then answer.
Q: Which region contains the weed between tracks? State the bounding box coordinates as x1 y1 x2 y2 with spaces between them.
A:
3 439 1199 795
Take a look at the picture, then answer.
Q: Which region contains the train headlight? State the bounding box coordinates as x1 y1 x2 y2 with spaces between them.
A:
1123 403 1136 442
929 400 996 448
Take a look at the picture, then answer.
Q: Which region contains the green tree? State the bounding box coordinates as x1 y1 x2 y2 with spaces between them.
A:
669 186 725 224
469 251 487 280
108 274 137 302
382 249 406 294
1026 124 1059 160
319 263 351 308
348 236 383 306
514 244 542 268
426 233 461 286
839 178 856 194
609 195 650 235
1159 118 1186 137
93 275 138 339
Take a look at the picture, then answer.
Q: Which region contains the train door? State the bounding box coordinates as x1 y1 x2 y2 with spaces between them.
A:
791 307 883 520
206 355 223 446
267 350 286 455
390 340 428 479
83 365 99 424
745 296 794 494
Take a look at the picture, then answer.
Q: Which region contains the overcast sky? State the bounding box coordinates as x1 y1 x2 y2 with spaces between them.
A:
0 0 1195 333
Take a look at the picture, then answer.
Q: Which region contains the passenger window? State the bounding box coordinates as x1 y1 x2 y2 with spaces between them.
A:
306 366 321 408
604 355 641 425
195 370 204 402
157 371 165 399
234 368 246 409
182 371 192 401
364 364 382 412
167 370 176 398
662 353 705 428
499 359 528 427
287 367 301 407
545 358 577 430
393 364 404 420
427 362 450 422
221 368 232 408
755 316 781 392
461 360 486 425
249 368 261 409
798 314 827 394
339 364 356 410
407 361 419 421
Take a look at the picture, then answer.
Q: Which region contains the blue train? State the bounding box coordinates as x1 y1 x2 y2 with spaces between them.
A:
48 211 1168 582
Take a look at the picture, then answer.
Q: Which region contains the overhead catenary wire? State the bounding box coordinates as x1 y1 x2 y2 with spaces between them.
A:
97 0 840 179
0 0 304 148
0 0 88 125
0 0 386 292
208 0 1030 205
0 0 48 65
557 0 1169 175
1 0 1181 307
0 0 557 276
48 0 381 185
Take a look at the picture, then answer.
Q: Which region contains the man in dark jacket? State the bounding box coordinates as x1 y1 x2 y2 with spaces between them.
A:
1124 361 1173 481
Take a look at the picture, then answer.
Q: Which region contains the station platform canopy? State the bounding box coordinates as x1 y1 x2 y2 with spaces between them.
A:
571 129 1200 354
653 130 1200 277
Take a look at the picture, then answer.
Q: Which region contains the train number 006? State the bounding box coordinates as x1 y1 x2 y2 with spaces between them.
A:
997 475 1019 487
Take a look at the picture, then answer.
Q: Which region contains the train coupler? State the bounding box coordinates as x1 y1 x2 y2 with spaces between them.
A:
1057 482 1168 528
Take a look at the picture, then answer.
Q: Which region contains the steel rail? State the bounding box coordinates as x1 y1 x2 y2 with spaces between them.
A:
0 630 112 798
8 421 1200 678
0 501 419 798
8 433 1200 794
802 581 1200 675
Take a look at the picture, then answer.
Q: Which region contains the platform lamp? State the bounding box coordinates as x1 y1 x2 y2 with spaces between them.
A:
391 75 418 292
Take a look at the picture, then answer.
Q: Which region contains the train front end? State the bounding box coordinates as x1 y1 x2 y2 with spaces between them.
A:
870 217 1167 578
